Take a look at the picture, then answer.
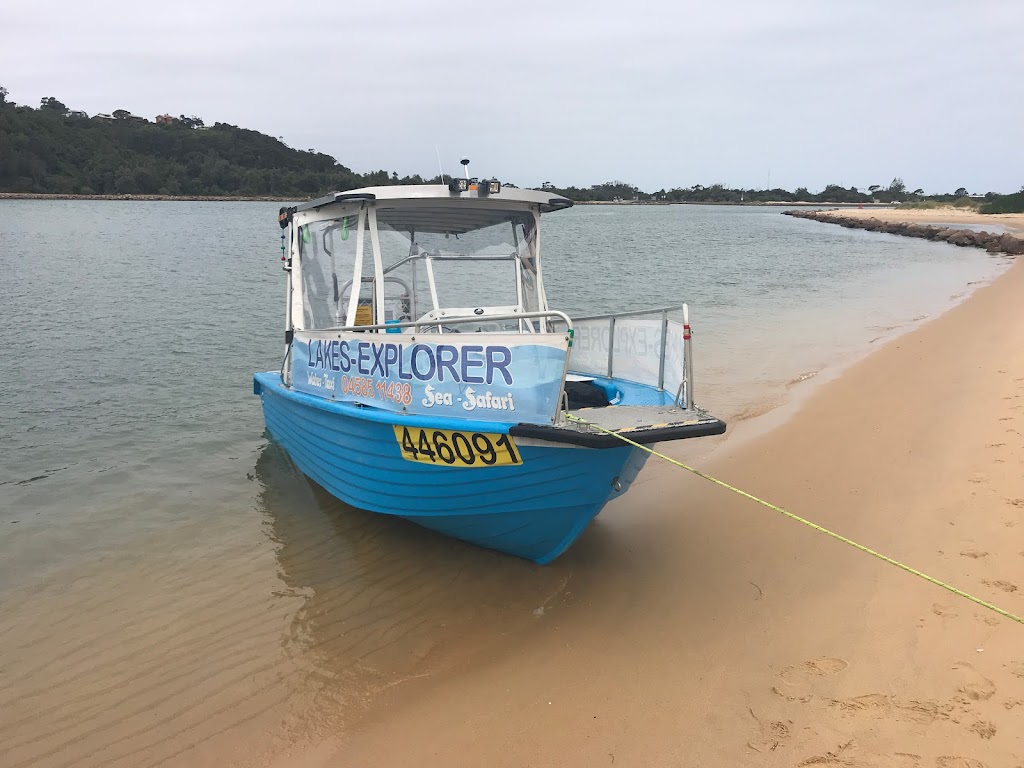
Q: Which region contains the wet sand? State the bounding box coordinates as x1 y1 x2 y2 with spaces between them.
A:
4 244 1022 767
824 207 1024 233
299 258 1024 766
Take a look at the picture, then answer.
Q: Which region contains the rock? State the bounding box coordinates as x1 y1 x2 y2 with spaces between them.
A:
997 233 1024 255
781 211 1023 257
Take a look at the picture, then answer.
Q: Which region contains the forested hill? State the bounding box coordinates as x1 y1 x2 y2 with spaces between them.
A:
2 90 1020 211
0 95 429 197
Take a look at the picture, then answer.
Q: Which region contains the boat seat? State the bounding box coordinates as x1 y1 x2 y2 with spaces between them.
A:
564 377 610 409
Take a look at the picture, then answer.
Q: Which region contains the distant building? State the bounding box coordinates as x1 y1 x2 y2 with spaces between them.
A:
155 114 176 124
68 110 89 119
93 113 115 121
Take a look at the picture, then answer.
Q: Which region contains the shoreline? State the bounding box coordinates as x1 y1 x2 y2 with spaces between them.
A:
1 192 1011 215
785 208 1024 254
811 205 1024 233
0 192 295 202
295 257 1024 765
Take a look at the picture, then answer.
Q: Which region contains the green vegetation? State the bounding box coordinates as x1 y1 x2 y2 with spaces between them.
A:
979 189 1024 214
0 88 1020 207
0 91 433 196
902 197 978 210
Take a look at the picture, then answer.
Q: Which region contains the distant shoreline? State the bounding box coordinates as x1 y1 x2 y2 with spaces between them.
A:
0 192 897 207
574 200 897 207
0 192 295 202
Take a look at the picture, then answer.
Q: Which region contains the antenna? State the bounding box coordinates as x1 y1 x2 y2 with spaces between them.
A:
460 157 470 179
435 145 444 183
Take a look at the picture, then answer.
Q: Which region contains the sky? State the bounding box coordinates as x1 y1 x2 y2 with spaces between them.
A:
2 0 1022 194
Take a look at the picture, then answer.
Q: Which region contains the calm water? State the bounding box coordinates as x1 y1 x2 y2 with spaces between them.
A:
0 200 1009 766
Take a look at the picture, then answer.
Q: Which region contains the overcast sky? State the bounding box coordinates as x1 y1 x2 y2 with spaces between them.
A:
3 0 1022 193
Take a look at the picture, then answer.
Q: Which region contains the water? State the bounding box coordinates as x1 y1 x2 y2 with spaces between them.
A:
0 200 1009 766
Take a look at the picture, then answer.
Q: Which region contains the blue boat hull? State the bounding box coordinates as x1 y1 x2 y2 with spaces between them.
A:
254 372 647 563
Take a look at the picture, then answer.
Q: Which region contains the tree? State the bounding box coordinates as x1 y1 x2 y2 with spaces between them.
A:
0 86 8 105
955 187 968 197
40 96 68 113
113 109 131 119
888 177 906 195
178 115 204 128
868 184 881 194
912 188 924 196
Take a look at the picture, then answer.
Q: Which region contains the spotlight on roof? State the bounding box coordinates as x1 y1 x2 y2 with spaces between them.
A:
478 179 501 196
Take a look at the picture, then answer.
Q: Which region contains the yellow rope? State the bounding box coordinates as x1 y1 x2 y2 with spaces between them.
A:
565 413 1024 626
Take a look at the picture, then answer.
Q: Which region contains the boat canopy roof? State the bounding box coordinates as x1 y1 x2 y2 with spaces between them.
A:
293 184 574 216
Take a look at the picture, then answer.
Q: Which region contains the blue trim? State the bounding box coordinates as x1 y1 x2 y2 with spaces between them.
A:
254 371 645 563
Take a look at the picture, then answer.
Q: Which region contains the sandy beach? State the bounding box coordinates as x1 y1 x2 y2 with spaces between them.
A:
289 251 1024 764
822 206 1024 233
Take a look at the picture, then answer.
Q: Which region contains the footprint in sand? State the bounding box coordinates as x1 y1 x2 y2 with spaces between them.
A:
1007 498 1024 508
959 550 989 559
890 755 922 768
779 657 849 686
829 694 947 725
969 720 996 739
936 759 986 768
953 662 996 701
1004 698 1023 710
932 603 958 618
981 579 1018 593
746 709 791 753
1010 661 1024 679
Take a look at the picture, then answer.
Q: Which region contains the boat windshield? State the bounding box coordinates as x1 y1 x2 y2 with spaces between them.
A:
376 206 543 331
298 214 364 330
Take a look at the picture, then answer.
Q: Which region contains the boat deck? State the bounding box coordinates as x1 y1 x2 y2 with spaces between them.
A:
510 405 726 448
569 404 714 432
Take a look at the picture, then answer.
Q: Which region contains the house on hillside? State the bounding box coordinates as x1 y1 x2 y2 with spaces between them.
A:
68 110 89 119
93 113 115 121
155 114 177 124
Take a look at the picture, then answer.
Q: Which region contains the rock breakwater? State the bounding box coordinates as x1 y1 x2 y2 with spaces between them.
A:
784 209 1024 256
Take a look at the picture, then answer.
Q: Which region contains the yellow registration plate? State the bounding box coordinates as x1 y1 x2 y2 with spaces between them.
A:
393 426 523 467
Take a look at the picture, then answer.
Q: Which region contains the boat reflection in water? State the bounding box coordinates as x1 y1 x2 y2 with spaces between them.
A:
252 439 582 708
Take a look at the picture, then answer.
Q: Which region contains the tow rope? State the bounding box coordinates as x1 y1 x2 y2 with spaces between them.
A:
565 413 1023 626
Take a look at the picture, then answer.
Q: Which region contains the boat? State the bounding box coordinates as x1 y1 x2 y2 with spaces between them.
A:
253 170 726 563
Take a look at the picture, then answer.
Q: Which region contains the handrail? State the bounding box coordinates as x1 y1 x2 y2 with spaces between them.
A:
302 309 574 335
566 305 683 322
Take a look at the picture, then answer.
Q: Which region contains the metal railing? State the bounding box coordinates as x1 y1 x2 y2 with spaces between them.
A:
306 309 572 335
551 305 689 394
